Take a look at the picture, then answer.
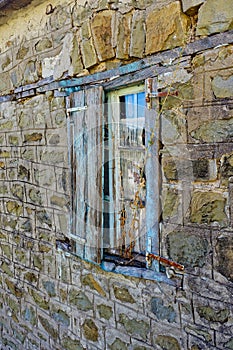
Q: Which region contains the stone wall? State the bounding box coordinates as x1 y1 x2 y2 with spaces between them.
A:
0 0 233 349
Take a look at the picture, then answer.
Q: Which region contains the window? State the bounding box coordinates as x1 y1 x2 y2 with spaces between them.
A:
67 79 162 275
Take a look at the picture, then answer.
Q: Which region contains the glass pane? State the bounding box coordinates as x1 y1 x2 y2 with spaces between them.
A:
119 92 145 147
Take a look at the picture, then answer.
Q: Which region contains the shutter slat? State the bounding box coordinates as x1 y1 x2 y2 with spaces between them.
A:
68 87 103 263
145 78 160 271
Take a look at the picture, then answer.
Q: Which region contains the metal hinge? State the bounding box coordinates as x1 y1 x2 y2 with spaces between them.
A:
146 78 178 109
67 106 87 114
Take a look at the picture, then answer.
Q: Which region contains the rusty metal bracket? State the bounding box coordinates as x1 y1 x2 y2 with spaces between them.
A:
146 78 178 109
146 252 184 271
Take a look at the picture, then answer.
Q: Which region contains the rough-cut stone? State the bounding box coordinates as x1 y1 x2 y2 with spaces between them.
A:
113 286 135 303
11 184 24 201
70 36 84 75
167 231 208 267
16 45 30 60
109 338 128 350
182 0 205 13
29 189 42 204
52 309 70 327
23 306 36 326
36 210 52 227
82 273 106 297
80 37 98 69
97 304 113 320
82 318 98 342
212 75 233 98
118 314 150 341
61 337 85 350
91 10 115 61
130 11 145 58
50 195 68 208
6 201 23 216
151 297 176 323
69 289 93 311
146 2 190 54
116 13 132 59
24 133 43 143
155 335 181 350
30 290 49 310
191 118 233 143
35 38 52 52
22 60 39 85
196 305 229 323
162 158 178 181
215 236 233 282
196 0 233 36
0 120 13 130
190 191 227 225
38 315 58 339
162 188 179 220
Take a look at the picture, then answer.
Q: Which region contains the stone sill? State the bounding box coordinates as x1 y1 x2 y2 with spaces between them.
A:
58 248 183 287
101 261 183 287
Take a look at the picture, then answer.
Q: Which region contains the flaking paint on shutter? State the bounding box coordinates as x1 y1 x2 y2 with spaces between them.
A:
67 86 103 264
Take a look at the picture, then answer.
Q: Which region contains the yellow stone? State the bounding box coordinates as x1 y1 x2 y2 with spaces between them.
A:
146 1 190 55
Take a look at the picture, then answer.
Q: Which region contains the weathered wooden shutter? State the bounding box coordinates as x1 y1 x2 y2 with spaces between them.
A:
145 78 160 271
67 86 103 264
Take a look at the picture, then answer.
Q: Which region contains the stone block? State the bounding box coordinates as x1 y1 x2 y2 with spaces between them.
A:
38 314 58 339
215 332 233 349
69 288 94 312
166 229 209 268
215 235 233 283
6 201 23 216
116 12 132 59
0 120 13 131
35 37 53 53
40 149 65 165
16 44 30 61
181 0 205 13
48 5 72 31
105 327 131 350
130 10 145 58
61 336 85 350
82 318 98 342
0 72 13 94
11 183 24 201
145 2 190 55
212 75 233 99
115 304 151 343
184 275 233 304
193 294 233 334
72 4 92 27
161 109 187 145
190 191 227 226
91 10 115 61
80 38 98 69
81 273 106 297
196 0 233 36
151 320 185 348
154 335 181 350
23 132 44 144
69 35 84 76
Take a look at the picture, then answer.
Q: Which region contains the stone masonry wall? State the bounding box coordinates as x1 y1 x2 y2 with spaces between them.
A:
0 0 233 349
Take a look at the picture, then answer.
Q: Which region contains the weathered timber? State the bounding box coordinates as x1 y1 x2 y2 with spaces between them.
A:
0 30 232 101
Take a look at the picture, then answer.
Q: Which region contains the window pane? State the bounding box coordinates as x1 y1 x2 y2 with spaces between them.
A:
119 92 145 147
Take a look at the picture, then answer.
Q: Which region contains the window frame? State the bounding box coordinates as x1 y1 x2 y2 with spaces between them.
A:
66 79 165 278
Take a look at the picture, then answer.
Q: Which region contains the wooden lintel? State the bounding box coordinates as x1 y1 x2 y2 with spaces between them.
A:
0 30 232 102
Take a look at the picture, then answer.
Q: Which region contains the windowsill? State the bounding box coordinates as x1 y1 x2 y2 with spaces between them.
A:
101 260 183 287
56 241 183 287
